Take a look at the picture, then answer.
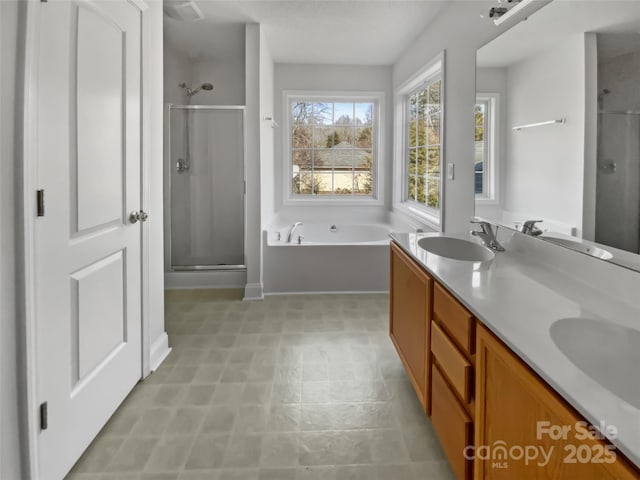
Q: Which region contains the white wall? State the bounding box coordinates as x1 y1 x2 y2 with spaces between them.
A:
163 34 245 106
392 0 548 233
1 2 25 477
504 34 585 235
164 43 192 105
144 0 169 370
272 63 393 221
244 24 263 299
259 30 275 228
476 67 508 95
190 59 245 105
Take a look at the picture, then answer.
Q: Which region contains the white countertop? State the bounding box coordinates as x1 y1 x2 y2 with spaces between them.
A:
390 230 640 469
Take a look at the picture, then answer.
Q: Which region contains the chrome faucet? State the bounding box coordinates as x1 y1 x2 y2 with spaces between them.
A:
522 220 543 236
471 220 505 251
286 222 303 243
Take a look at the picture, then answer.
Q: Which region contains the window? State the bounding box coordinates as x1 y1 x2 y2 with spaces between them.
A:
393 53 444 228
475 94 499 202
286 94 380 201
406 79 442 210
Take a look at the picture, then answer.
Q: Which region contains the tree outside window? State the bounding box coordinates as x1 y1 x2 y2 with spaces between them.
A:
290 100 376 198
406 79 442 209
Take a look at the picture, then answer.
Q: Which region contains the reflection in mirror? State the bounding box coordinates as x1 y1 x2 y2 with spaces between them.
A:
475 1 640 271
596 33 640 254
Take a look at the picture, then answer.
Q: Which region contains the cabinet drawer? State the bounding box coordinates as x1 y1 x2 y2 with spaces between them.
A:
431 321 473 403
434 282 475 355
432 365 473 480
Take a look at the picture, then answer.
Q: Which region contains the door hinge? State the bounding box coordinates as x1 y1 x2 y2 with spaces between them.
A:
40 402 48 430
36 189 45 217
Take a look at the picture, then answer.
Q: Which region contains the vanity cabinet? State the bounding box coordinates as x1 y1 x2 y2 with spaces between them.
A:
475 324 639 480
389 242 432 413
388 240 640 480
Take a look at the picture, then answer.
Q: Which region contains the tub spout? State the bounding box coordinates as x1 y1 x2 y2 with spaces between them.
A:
287 222 303 243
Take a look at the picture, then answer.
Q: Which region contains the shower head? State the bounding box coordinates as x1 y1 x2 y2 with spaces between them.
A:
179 82 214 98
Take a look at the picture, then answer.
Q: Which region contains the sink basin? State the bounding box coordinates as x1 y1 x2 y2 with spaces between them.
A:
550 317 640 408
542 236 613 260
417 237 495 262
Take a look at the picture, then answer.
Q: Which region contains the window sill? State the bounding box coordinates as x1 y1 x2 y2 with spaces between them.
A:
283 195 384 207
475 196 499 206
394 202 441 231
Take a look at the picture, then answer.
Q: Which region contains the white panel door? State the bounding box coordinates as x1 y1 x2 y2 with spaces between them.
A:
34 1 143 478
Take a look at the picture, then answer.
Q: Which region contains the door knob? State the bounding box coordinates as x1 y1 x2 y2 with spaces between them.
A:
129 210 149 224
129 211 140 224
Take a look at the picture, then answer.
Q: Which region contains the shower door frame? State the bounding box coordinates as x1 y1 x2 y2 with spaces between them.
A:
166 104 247 271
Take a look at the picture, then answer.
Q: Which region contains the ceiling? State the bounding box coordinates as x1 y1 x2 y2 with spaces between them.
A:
164 0 450 65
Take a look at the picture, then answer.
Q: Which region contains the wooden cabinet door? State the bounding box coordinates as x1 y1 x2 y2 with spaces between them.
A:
389 242 432 413
475 324 639 480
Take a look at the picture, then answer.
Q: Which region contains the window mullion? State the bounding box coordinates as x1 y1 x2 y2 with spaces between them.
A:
311 102 315 195
352 103 356 196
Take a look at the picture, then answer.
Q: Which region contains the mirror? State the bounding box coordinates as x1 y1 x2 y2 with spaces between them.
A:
475 1 640 271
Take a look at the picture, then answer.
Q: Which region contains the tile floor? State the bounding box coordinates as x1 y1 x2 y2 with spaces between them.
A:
66 289 454 480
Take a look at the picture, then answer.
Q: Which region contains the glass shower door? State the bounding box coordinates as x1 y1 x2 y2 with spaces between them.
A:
595 111 640 254
169 106 245 269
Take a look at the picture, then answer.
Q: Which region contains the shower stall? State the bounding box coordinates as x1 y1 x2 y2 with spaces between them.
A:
595 34 640 254
166 104 246 272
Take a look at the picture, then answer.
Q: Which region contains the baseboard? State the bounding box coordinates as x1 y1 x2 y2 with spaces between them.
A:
264 290 389 296
149 332 171 372
243 282 264 301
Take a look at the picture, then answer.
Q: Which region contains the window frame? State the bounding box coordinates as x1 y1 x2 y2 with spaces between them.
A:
475 93 500 205
282 90 385 206
393 52 445 230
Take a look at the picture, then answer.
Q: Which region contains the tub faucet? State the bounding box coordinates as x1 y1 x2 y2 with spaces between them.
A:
471 220 505 252
287 222 303 243
522 220 543 236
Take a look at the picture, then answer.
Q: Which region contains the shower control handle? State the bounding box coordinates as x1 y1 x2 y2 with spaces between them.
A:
129 210 149 224
176 158 190 173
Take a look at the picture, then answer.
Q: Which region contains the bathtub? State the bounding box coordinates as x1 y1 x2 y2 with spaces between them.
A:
263 223 392 293
267 223 390 246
